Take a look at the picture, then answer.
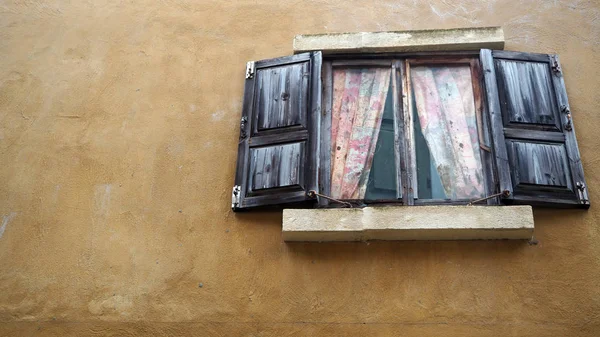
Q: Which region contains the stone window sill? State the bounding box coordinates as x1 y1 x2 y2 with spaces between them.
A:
282 206 534 242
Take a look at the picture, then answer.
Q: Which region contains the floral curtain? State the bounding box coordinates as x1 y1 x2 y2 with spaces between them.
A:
411 66 484 199
331 68 391 199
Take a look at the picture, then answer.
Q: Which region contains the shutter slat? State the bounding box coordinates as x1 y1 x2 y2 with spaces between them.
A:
480 49 513 200
318 62 333 207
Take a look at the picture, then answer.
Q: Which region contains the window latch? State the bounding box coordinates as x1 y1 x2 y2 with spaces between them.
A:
307 190 353 208
467 190 510 206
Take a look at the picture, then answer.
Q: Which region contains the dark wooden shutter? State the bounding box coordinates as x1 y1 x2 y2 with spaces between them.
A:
481 49 589 208
232 52 322 211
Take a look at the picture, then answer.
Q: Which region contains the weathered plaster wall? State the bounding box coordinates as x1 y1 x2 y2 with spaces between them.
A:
1 0 599 336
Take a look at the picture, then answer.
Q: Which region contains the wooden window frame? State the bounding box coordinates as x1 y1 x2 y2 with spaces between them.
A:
319 52 499 208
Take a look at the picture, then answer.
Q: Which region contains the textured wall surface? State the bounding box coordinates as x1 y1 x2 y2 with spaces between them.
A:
1 1 600 336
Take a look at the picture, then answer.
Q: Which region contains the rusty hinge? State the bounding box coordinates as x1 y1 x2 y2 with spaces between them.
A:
561 105 572 131
240 116 248 139
245 61 255 79
551 55 562 74
576 182 589 205
232 185 241 209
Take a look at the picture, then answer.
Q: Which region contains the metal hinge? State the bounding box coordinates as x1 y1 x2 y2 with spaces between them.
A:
232 185 241 209
551 55 562 74
576 182 589 205
561 105 573 131
240 116 248 139
245 61 255 79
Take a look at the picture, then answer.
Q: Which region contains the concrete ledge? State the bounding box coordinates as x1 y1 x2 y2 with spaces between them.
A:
293 27 504 54
283 206 533 242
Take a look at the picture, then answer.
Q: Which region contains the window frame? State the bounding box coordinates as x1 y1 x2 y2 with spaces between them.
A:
231 49 589 211
319 52 500 208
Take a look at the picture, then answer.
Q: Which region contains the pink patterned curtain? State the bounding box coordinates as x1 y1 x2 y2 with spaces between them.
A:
331 68 391 199
411 66 484 199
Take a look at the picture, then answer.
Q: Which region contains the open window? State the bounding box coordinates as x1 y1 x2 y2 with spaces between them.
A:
232 49 589 211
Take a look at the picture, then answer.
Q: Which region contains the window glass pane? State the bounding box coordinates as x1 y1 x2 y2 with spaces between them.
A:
331 67 396 200
410 65 485 200
364 85 396 201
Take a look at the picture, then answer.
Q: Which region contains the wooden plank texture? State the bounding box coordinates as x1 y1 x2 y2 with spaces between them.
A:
506 140 571 190
331 60 393 67
483 49 589 208
494 59 560 130
255 53 311 68
402 60 416 204
242 191 309 208
550 54 589 207
249 130 308 147
249 142 304 192
254 62 309 133
318 61 333 207
492 50 549 62
306 51 322 198
503 128 565 143
391 61 403 201
480 49 514 200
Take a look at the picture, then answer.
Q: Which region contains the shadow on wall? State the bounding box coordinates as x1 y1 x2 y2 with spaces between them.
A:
232 207 591 265
532 207 590 226
284 237 531 262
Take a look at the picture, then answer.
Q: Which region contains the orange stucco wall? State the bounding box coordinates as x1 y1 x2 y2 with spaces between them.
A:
1 1 600 336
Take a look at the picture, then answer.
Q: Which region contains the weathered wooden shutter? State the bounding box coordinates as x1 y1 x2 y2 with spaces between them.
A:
232 52 322 211
481 49 589 208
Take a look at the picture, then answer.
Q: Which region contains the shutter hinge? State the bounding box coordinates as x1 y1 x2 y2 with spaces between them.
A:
240 116 248 139
232 185 241 209
561 105 573 131
245 61 255 79
551 55 562 74
576 182 589 205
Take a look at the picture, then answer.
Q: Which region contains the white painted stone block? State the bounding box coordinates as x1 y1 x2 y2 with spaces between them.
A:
283 206 534 242
293 27 504 54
